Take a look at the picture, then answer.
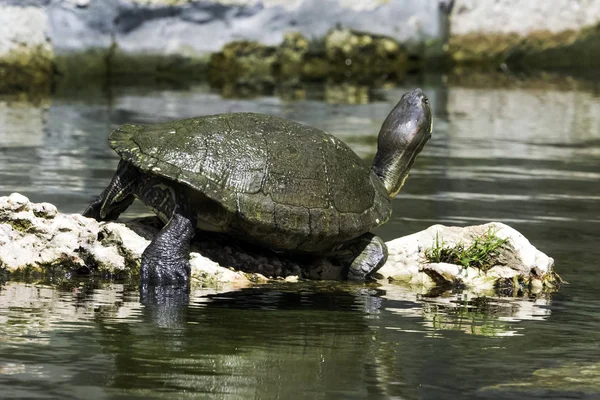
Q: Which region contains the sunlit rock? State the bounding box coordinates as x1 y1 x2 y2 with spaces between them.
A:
379 222 561 293
449 0 600 67
0 193 252 288
0 194 560 293
42 0 441 89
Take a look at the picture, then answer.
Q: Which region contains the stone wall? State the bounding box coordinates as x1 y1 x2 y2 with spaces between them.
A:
0 5 54 92
0 0 445 92
449 0 600 67
2 0 600 93
47 0 442 55
451 0 600 36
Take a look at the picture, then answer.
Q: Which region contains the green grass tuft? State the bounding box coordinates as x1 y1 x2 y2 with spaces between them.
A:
424 228 509 272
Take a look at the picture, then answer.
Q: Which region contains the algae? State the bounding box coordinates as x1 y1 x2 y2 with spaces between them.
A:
449 22 600 69
482 362 600 395
0 45 55 94
208 29 411 91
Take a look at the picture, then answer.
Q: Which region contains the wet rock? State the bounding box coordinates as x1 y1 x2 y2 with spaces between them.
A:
481 361 600 395
0 194 561 294
324 81 371 105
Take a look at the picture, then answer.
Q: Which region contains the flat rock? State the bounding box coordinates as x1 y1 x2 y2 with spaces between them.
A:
0 193 561 293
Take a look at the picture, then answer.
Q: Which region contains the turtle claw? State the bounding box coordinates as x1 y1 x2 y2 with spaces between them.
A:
82 197 103 220
347 265 371 282
139 212 195 287
345 233 388 282
140 258 190 287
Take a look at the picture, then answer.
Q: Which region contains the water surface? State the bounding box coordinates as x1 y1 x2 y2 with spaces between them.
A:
1 76 599 399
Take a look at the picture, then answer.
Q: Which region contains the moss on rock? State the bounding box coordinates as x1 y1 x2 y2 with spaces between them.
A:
449 22 600 69
208 29 410 92
209 40 278 88
0 45 55 94
325 28 409 81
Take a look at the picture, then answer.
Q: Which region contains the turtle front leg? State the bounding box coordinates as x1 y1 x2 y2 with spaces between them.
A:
83 160 137 221
336 233 388 281
140 210 196 288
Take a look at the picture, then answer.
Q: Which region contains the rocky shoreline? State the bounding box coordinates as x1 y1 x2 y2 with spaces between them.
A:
2 0 599 94
0 193 562 295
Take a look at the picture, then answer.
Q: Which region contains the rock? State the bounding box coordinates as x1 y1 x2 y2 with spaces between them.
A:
277 32 310 78
208 40 278 93
0 194 561 294
46 0 440 57
1 0 443 93
448 0 600 68
208 29 409 93
0 193 252 288
482 361 600 394
451 0 600 37
325 28 409 81
0 5 54 93
378 222 561 294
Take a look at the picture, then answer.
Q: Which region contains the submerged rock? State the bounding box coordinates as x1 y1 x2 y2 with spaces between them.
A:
0 194 561 293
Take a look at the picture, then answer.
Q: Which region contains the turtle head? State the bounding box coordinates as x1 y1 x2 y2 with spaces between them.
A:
372 88 432 198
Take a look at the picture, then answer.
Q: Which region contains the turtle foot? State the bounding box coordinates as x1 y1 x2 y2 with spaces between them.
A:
140 257 191 287
346 233 388 281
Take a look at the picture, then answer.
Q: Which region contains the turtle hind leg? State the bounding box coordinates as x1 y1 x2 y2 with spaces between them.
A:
83 160 138 221
140 209 196 289
336 233 388 281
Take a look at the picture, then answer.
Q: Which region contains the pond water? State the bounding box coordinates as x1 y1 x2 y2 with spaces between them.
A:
0 74 599 399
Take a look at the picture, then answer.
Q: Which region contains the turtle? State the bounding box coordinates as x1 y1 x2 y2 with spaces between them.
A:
83 88 432 287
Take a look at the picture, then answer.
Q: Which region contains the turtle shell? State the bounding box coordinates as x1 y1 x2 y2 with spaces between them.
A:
109 112 391 251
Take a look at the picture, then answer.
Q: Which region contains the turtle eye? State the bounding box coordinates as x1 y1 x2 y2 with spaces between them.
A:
423 97 429 105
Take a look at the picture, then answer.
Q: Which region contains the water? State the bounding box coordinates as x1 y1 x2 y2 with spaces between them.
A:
1 75 599 399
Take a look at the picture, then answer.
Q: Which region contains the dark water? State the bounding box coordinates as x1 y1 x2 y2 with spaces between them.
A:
1 76 599 399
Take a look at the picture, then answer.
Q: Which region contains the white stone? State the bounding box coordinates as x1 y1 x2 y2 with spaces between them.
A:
46 0 442 55
378 222 557 291
190 253 251 287
0 6 51 57
451 0 600 36
0 194 251 287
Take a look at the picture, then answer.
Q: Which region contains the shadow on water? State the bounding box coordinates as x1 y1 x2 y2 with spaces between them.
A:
1 70 600 398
